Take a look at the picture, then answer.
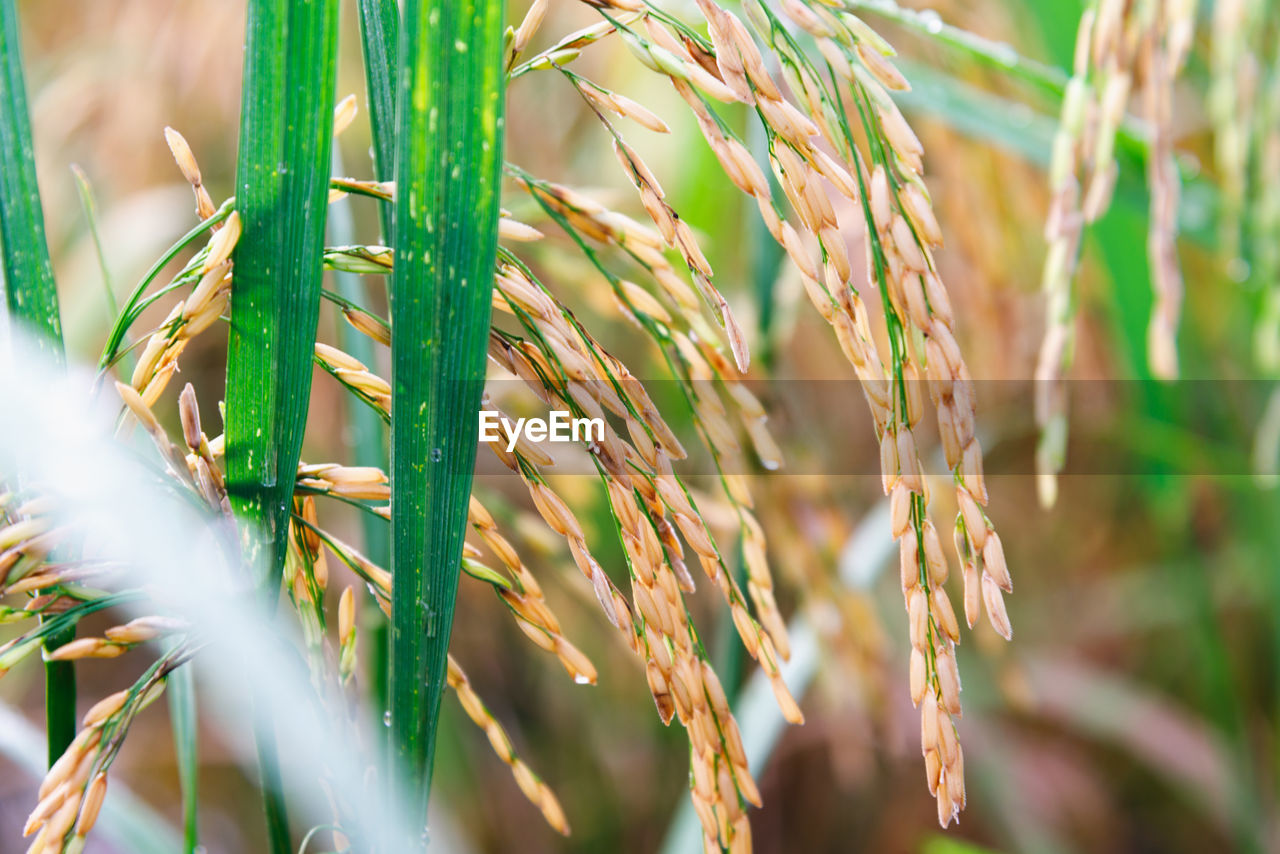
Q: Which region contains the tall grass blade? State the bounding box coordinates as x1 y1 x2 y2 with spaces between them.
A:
356 0 398 197
0 0 60 356
0 0 76 767
228 0 339 575
226 1 339 850
389 0 506 840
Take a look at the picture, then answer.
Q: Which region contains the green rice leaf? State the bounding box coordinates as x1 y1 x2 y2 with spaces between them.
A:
0 0 61 360
226 0 339 600
388 0 506 839
357 0 399 192
225 1 340 851
0 0 76 768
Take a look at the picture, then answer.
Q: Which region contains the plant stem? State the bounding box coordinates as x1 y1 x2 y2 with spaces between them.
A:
389 0 505 844
167 653 199 852
70 164 117 317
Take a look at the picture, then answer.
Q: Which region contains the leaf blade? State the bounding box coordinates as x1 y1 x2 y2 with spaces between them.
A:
0 0 60 357
388 0 506 838
0 0 76 769
225 2 340 850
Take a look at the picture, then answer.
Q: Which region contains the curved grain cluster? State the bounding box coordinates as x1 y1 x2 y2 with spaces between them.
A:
1037 0 1195 506
599 0 1009 826
448 655 570 834
22 666 173 854
1210 0 1280 372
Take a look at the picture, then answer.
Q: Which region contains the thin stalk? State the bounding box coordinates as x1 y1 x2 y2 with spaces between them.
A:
0 0 75 767
70 164 117 317
227 1 339 851
329 147 391 713
389 0 505 844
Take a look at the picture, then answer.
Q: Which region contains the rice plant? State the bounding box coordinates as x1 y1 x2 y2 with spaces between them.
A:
2 0 1279 852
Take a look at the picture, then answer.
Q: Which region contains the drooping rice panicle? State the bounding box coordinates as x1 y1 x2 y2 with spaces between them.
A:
582 0 1013 827
508 174 791 659
313 202 794 687
1036 0 1195 506
447 654 570 835
292 459 598 685
1238 8 1280 372
45 617 188 662
24 649 183 854
467 495 597 684
126 234 237 408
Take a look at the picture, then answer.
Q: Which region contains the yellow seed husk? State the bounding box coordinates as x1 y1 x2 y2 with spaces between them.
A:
163 127 201 186
982 530 1011 592
203 211 241 272
981 573 1013 640
75 773 107 835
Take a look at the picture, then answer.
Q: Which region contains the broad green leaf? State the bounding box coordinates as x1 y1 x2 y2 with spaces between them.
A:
388 0 506 842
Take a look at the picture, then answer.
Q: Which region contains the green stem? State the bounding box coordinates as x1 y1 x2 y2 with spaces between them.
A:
70 164 117 317
389 0 505 844
42 633 75 765
167 653 200 852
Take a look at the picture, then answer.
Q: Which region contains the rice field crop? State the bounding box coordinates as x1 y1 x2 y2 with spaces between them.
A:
0 1 1277 852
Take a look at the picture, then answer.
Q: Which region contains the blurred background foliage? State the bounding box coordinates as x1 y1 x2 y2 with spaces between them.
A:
1 0 1277 852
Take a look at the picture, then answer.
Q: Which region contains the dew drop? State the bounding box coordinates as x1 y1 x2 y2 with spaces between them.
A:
573 674 591 685
919 9 943 33
430 447 442 462
383 710 391 726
